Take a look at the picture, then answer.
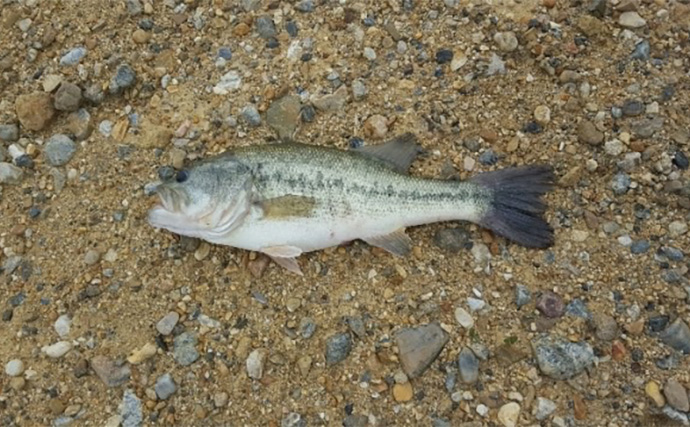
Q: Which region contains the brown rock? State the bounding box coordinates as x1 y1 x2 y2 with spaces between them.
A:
577 120 604 145
663 378 689 412
364 115 389 140
393 382 413 402
573 394 587 420
132 29 151 44
395 322 449 378
90 356 131 387
15 92 55 131
54 82 82 112
233 22 250 36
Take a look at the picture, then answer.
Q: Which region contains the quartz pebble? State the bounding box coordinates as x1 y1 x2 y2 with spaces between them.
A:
5 359 24 377
497 402 520 427
42 341 72 358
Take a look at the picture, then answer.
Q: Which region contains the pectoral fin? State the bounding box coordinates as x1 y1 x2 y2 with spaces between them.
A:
258 195 317 219
261 245 304 275
354 133 421 174
363 228 412 256
269 256 303 276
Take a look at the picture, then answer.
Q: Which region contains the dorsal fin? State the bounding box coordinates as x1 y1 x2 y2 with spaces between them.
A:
353 133 421 174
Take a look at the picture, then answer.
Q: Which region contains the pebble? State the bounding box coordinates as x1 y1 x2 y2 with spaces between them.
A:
173 332 199 366
534 106 551 126
299 317 317 339
285 21 298 38
213 392 228 408
352 79 368 101
478 149 498 165
534 397 557 420
155 373 177 400
577 120 604 145
132 29 151 44
256 15 276 38
213 70 242 94
300 105 316 123
266 95 300 139
59 47 87 66
432 227 470 253
536 291 564 318
494 31 518 52
312 86 348 111
467 297 486 312
325 332 352 366
91 356 131 387
392 382 413 402
156 312 179 335
67 109 93 141
54 315 71 338
471 243 491 265
531 335 595 380
515 284 531 308
622 99 645 117
0 124 19 142
246 349 265 379
5 359 24 377
42 341 72 358
364 115 388 139
120 389 142 427
659 319 690 354
83 249 100 265
54 82 82 112
241 104 261 127
673 151 689 170
661 407 689 425
619 11 646 28
127 342 157 364
632 116 664 138
0 162 23 184
663 378 689 412
435 49 453 64
126 0 142 15
295 0 314 12
454 307 474 328
646 381 666 407
281 413 306 427
611 173 631 195
660 246 684 261
630 240 650 254
395 322 449 378
497 402 520 427
15 92 55 131
109 64 137 95
85 84 103 104
363 47 377 60
593 314 619 341
668 221 688 237
458 347 479 384
631 40 650 60
486 53 506 75
604 139 624 156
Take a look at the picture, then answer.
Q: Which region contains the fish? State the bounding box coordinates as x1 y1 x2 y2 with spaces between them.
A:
147 133 554 275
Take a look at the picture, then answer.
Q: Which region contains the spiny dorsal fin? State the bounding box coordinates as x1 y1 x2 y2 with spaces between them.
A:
259 195 317 219
353 133 421 174
363 228 412 256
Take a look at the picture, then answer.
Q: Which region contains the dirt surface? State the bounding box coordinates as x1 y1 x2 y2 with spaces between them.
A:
1 0 690 426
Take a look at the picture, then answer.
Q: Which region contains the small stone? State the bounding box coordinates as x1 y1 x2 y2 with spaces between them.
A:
577 120 604 145
256 15 276 38
534 397 557 421
42 341 72 358
109 64 137 95
173 332 200 366
454 307 474 328
669 221 688 237
392 382 414 402
364 115 388 139
15 92 55 131
284 21 298 37
5 359 24 377
622 99 645 117
54 315 71 338
631 40 650 60
352 80 367 101
486 53 505 75
515 285 531 308
120 389 142 427
213 70 242 94
396 322 448 378
458 347 479 384
132 29 151 44
246 349 265 379
59 47 87 66
300 317 317 339
295 0 314 12
630 240 650 254
363 47 377 60
659 319 690 354
91 356 131 387
611 173 631 195
126 0 142 15
84 84 104 105
566 299 592 320
619 11 646 28
662 379 690 413
497 402 520 427
281 413 306 427
214 391 229 408
312 86 348 111
155 373 177 400
0 124 19 142
471 243 491 264
450 54 468 71
157 312 179 335
54 82 82 112
494 31 518 52
604 139 624 156
534 106 551 126
67 109 93 141
0 162 23 184
467 297 485 312
9 377 25 391
632 116 664 138
83 249 100 265
45 134 77 166
325 333 352 366
435 49 453 64
536 291 564 318
266 95 300 139
593 314 619 341
433 228 470 253
531 335 595 380
646 381 666 407
127 342 157 364
241 104 261 127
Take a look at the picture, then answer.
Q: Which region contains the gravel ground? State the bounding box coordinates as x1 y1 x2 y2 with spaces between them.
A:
1 0 690 426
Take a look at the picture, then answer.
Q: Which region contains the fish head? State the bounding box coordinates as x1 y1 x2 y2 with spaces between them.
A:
147 156 252 237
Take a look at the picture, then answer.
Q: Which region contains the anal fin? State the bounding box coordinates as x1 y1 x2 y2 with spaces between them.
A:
261 245 304 276
363 228 412 257
269 256 303 276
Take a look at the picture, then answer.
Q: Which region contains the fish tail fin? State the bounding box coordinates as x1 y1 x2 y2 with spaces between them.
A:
470 165 554 248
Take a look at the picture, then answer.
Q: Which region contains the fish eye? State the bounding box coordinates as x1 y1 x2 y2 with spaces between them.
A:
175 170 189 183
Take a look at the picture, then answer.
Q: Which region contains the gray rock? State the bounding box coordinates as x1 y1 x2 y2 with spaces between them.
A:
515 284 531 308
352 79 368 101
664 378 689 412
458 347 479 384
433 227 470 253
345 316 366 339
312 86 348 111
325 332 352 366
593 314 618 341
611 173 631 195
300 317 317 339
242 0 260 11
109 64 137 94
0 162 23 184
0 124 19 141
154 373 177 400
173 332 200 366
54 82 82 112
266 95 300 139
486 53 505 75
343 414 368 427
84 84 104 105
91 356 131 387
241 104 261 127
534 397 557 420
566 299 592 320
659 319 690 354
59 47 87 66
536 291 564 318
622 99 644 116
631 40 650 60
246 349 265 379
156 312 179 335
67 109 93 141
126 0 142 15
281 412 306 427
395 322 449 378
256 16 277 39
660 246 684 261
630 240 650 254
661 406 690 425
578 120 604 145
295 0 314 12
44 134 77 166
531 335 595 380
632 116 664 138
120 389 143 427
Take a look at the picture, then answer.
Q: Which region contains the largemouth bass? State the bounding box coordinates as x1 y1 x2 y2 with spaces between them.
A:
148 134 554 274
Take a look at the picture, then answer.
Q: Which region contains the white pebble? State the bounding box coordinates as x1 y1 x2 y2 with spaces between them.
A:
618 235 633 247
41 341 72 358
54 314 71 338
454 307 474 328
467 297 486 312
476 403 489 417
363 47 377 60
669 221 688 237
604 139 624 156
5 359 24 377
246 349 265 380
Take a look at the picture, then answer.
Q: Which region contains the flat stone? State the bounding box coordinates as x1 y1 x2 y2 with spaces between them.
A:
173 332 199 366
155 373 177 400
0 124 19 141
255 15 276 38
54 315 71 338
60 47 87 66
395 322 449 378
312 85 348 111
454 307 474 328
536 291 564 318
531 334 595 380
156 312 179 335
246 349 265 379
663 378 689 412
266 95 300 139
91 356 131 387
646 381 665 407
213 70 242 94
593 313 619 341
0 162 23 184
433 227 470 252
458 347 479 384
44 134 77 166
619 11 646 28
659 319 690 354
15 92 55 131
